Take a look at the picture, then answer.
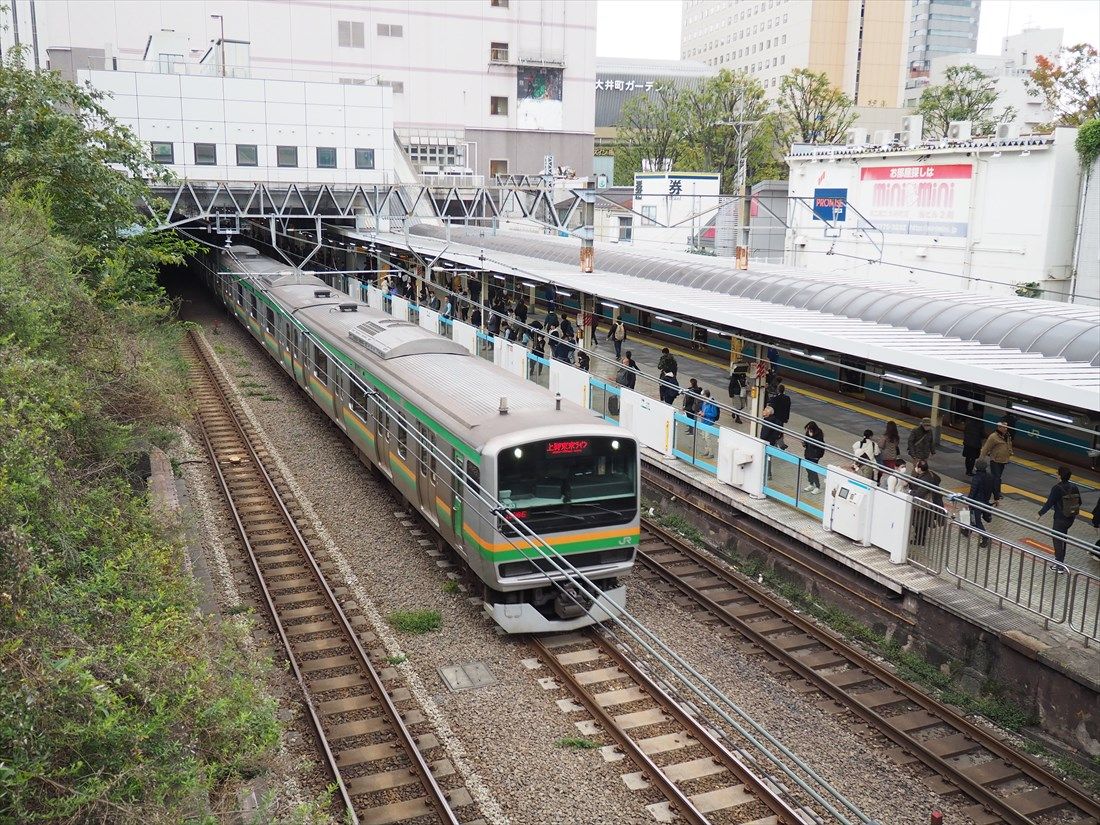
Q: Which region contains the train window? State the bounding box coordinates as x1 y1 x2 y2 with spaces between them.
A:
265 306 275 334
314 347 329 387
349 380 368 417
465 459 480 489
248 293 257 319
397 415 408 459
235 282 243 306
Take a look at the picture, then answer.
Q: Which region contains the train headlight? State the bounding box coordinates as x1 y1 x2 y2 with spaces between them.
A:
513 447 523 459
611 440 620 450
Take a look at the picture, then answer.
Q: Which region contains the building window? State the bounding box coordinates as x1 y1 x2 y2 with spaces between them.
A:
338 20 365 48
236 144 258 166
490 96 508 115
617 216 633 243
355 148 375 169
150 142 174 164
157 53 184 74
490 41 509 62
641 205 657 225
276 145 298 167
316 146 337 168
378 79 404 93
193 143 217 165
489 159 509 176
377 23 403 37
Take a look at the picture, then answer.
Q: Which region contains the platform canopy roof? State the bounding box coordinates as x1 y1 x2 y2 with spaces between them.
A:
336 226 1100 412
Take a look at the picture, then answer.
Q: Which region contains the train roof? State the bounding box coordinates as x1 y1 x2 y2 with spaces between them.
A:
224 250 619 450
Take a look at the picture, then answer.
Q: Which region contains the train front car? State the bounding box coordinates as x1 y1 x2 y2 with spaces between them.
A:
479 425 639 634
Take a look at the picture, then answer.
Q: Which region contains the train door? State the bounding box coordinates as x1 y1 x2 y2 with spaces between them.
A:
416 424 439 528
290 327 306 386
444 448 463 548
838 356 865 397
372 399 392 477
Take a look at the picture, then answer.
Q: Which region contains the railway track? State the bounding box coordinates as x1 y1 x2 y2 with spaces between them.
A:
185 331 472 825
533 631 809 825
637 519 1100 825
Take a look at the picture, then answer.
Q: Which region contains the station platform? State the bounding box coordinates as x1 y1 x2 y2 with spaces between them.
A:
582 328 1100 572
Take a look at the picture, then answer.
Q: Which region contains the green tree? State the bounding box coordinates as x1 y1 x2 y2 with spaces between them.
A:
916 64 1016 138
774 68 857 147
1026 43 1100 127
679 69 769 192
615 81 688 183
0 47 192 304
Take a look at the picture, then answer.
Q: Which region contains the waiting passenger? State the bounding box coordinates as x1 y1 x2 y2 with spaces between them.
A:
659 372 680 405
700 391 720 457
802 422 825 495
657 347 678 378
878 421 901 473
962 416 986 476
768 384 791 427
979 420 1014 504
967 458 996 547
909 460 944 547
683 378 703 421
852 429 880 481
728 362 747 424
907 418 936 462
1038 466 1082 569
623 350 639 391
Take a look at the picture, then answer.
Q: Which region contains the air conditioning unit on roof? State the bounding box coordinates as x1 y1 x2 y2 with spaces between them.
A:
996 123 1021 140
845 127 869 146
900 115 923 147
948 120 972 141
873 129 894 147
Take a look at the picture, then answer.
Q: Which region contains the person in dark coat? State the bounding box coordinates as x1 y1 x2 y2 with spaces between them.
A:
760 406 782 447
624 350 639 391
1091 497 1100 559
802 421 825 494
515 298 528 325
967 458 996 546
768 384 791 426
659 372 680 405
1038 466 1082 568
910 460 943 547
728 363 747 423
962 416 986 476
683 378 703 421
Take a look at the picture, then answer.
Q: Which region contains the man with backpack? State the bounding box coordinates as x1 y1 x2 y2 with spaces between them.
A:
1038 466 1081 569
611 319 627 359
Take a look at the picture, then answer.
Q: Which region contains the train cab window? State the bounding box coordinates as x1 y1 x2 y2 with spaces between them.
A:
314 347 329 387
497 436 637 531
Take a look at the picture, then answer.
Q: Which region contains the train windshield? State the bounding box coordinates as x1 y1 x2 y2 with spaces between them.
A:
496 436 637 532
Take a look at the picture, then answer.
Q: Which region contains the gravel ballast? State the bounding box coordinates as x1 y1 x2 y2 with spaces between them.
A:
185 289 973 825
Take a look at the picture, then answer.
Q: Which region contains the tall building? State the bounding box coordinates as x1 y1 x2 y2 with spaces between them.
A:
0 0 597 180
679 0 909 107
903 0 981 106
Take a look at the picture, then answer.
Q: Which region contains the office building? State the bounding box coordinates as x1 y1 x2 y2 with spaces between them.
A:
0 0 597 181
680 0 909 107
903 0 981 105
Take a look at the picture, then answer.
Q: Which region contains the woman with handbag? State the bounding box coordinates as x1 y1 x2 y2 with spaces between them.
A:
852 429 880 481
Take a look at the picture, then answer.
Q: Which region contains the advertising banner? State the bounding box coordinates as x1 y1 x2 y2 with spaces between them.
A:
858 163 972 237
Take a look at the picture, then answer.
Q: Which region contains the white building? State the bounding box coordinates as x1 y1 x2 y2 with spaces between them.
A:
593 172 721 251
904 27 1062 132
680 0 910 106
785 128 1084 302
78 65 394 185
0 0 597 181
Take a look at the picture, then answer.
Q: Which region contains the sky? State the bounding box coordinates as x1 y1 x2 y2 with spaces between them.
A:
595 0 1100 60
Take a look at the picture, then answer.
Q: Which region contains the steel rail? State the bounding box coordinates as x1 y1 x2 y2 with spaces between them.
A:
532 635 710 825
639 517 1100 825
187 331 460 825
592 633 807 825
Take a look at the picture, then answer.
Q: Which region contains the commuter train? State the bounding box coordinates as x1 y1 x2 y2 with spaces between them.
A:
207 246 639 633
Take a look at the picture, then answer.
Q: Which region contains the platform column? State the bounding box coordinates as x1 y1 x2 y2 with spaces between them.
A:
581 292 596 350
929 382 942 449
